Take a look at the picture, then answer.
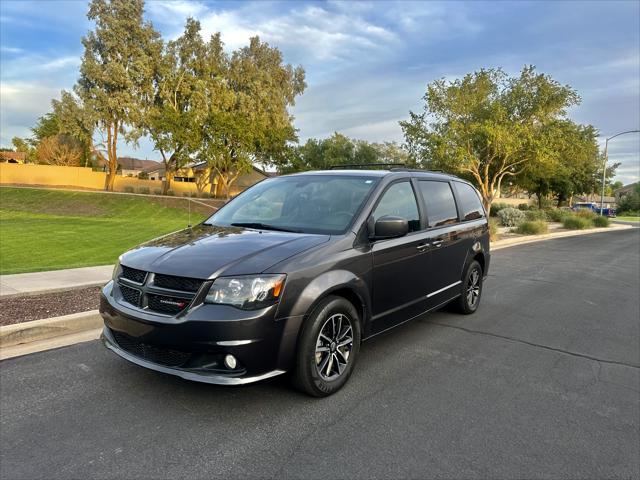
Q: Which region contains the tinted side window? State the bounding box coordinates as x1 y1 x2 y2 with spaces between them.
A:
373 181 420 232
418 181 458 227
454 182 485 221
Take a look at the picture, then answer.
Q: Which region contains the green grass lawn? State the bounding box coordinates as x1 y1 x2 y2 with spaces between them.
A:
616 216 640 222
0 187 212 274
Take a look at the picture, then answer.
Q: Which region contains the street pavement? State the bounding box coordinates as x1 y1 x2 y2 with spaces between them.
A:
1 229 638 479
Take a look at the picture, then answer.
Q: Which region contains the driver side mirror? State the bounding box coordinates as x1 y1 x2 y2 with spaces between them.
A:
368 215 409 240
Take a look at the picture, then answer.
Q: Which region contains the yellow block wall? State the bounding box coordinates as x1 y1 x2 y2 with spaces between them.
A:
0 163 264 197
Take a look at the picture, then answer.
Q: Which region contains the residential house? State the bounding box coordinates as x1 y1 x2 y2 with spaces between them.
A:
117 157 160 177
0 151 26 164
143 161 272 196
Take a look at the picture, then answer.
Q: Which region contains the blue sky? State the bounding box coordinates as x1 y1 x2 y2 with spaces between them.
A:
1 0 639 183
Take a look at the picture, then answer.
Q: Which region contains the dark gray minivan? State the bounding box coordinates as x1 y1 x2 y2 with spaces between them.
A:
100 168 490 396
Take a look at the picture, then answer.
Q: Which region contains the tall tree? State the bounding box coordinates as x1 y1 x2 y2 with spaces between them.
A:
75 0 161 190
400 66 580 211
199 36 306 198
147 18 209 194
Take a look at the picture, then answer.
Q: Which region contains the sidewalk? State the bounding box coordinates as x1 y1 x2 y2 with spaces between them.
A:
0 265 113 297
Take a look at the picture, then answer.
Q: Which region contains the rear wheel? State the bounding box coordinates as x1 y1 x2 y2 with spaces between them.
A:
293 296 361 397
456 260 483 314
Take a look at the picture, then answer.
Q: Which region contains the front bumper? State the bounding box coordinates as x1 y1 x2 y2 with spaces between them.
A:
99 281 291 385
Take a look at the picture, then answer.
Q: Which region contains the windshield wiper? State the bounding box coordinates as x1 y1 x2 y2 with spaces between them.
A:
230 222 302 233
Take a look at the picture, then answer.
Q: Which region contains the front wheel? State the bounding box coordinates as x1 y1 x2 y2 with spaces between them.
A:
456 260 483 314
293 296 361 397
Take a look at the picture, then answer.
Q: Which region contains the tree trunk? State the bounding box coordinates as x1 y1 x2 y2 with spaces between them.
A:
162 171 174 195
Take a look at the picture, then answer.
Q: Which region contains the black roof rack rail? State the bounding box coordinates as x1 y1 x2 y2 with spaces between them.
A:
329 163 407 170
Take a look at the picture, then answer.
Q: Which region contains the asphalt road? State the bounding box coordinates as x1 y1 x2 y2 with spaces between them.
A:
2 229 639 480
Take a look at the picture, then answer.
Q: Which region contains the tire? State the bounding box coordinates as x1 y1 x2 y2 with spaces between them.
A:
456 260 483 314
293 295 361 397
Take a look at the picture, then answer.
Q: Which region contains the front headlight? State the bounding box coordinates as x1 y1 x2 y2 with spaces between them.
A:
205 274 286 310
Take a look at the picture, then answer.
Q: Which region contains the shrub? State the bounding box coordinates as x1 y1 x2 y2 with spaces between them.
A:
123 185 134 193
575 209 597 220
525 208 547 221
165 190 175 196
592 215 610 227
200 192 213 198
515 220 548 235
562 215 592 230
488 217 499 241
617 209 640 217
490 202 509 217
138 186 150 195
517 203 531 211
546 209 569 222
497 207 526 227
153 188 162 195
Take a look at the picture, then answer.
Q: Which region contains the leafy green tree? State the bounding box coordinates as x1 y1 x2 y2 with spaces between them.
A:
199 36 305 198
31 113 60 144
11 137 35 162
75 0 162 190
275 133 410 173
400 66 580 211
52 91 102 167
518 121 604 207
147 18 209 194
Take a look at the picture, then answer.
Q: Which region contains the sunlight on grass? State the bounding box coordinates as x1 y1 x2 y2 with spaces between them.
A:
0 187 210 274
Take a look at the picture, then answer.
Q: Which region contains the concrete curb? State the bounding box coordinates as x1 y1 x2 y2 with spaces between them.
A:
491 223 634 250
0 310 102 349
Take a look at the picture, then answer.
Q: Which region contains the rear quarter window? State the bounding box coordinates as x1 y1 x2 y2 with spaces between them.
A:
454 182 485 221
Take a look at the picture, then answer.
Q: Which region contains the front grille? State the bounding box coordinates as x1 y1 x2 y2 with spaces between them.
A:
153 274 203 293
116 268 203 315
119 284 142 307
147 293 190 314
111 331 191 367
121 265 146 284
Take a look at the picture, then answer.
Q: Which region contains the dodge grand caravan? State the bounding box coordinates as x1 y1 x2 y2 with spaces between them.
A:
100 168 490 396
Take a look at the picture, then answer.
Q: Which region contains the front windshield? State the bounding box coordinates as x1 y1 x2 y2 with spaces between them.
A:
204 175 380 234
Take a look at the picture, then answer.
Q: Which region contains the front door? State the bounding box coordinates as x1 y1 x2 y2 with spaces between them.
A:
370 180 430 334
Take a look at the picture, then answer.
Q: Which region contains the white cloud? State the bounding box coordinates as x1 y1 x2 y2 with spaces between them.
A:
0 46 23 54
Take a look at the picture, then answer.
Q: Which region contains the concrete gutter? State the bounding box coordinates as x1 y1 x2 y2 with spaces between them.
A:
0 310 102 358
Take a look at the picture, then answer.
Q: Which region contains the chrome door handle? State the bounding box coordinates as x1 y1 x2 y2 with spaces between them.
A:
416 243 429 252
431 240 444 248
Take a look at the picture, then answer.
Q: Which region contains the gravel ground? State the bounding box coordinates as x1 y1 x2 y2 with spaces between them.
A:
0 286 101 326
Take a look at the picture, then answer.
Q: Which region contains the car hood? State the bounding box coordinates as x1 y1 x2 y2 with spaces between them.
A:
120 224 330 279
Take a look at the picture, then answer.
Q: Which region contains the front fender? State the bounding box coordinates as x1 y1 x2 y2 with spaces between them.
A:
275 269 371 370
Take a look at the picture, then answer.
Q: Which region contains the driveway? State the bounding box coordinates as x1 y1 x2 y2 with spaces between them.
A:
1 229 638 479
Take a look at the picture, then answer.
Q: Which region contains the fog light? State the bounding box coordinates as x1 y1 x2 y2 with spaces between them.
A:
224 354 237 370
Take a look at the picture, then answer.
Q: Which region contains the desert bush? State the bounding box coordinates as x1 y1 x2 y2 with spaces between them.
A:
488 217 499 241
497 207 526 227
517 203 531 211
546 209 569 222
123 186 134 193
525 208 547 221
36 135 83 166
562 215 592 230
515 220 548 235
490 202 509 217
153 188 162 195
138 186 150 195
575 209 597 220
165 190 175 196
592 215 610 227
